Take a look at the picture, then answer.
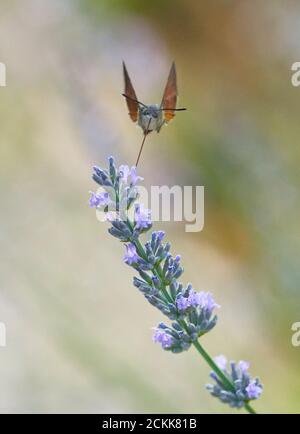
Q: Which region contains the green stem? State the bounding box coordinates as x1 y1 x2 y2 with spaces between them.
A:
244 402 256 414
193 340 234 392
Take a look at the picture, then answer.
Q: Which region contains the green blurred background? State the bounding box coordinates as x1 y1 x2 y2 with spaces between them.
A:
0 0 299 413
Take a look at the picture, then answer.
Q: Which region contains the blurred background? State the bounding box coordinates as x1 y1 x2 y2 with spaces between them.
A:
0 0 299 413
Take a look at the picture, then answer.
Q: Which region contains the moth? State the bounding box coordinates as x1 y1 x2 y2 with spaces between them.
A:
122 61 186 166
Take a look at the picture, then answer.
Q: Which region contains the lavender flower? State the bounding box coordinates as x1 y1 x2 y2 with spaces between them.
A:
246 381 263 399
214 355 228 371
152 326 173 349
119 165 143 185
89 191 110 208
176 295 190 311
238 360 250 373
207 356 263 408
119 165 130 183
152 323 191 353
134 204 152 231
89 156 263 413
176 289 220 313
124 243 139 265
130 166 143 185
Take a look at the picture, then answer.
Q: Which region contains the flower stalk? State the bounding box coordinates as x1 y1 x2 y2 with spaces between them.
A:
89 157 263 413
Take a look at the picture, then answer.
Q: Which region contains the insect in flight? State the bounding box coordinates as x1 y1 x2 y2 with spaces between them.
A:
122 61 186 166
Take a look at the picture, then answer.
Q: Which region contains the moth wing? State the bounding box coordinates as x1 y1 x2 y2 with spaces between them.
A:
160 62 177 122
123 61 138 122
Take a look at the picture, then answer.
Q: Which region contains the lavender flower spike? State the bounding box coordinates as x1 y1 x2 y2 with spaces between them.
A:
89 156 263 414
207 356 263 408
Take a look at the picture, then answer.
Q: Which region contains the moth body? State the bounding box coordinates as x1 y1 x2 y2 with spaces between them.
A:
138 104 164 134
122 61 185 165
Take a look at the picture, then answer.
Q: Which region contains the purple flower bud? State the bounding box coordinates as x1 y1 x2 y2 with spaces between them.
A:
152 328 173 349
89 191 110 208
130 166 143 185
176 289 220 315
185 289 197 307
246 381 262 399
123 243 139 265
238 360 250 374
92 166 105 177
119 165 131 183
152 276 160 286
176 295 190 311
119 165 143 186
214 355 227 371
192 291 220 312
92 166 112 186
157 231 165 241
134 204 152 230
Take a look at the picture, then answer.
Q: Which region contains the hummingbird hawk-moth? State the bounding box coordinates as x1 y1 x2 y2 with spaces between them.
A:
122 61 186 166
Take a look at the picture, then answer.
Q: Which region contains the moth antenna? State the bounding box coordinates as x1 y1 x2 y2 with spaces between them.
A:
122 93 147 108
160 107 187 111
